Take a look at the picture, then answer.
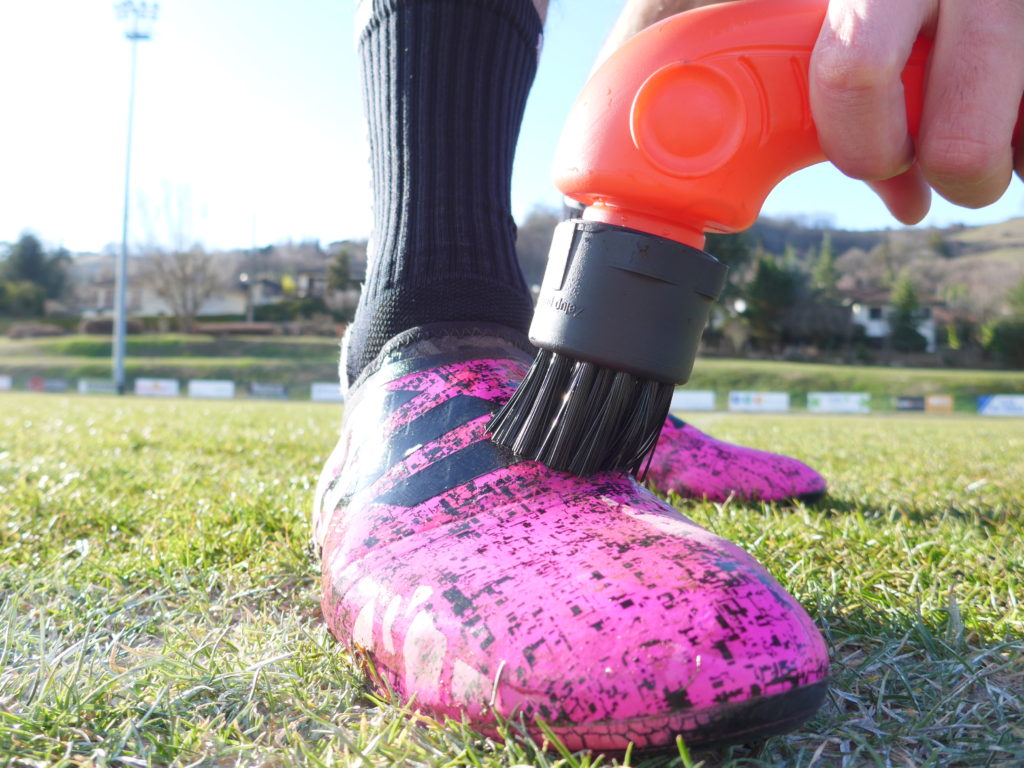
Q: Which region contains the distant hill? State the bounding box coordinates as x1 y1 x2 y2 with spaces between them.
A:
751 217 1024 320
745 217 888 256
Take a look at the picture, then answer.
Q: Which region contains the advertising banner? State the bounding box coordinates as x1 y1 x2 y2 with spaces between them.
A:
894 396 925 411
187 380 236 399
135 378 180 397
924 395 954 414
807 392 870 414
978 395 1024 416
249 382 288 399
78 379 117 394
727 391 790 413
311 382 344 402
30 377 69 393
670 390 716 412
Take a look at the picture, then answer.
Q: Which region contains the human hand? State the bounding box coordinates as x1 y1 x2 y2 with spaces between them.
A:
809 0 1024 224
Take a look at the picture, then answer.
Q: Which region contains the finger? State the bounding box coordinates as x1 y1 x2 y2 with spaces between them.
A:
917 0 1024 208
866 164 932 225
1016 99 1024 178
810 0 937 181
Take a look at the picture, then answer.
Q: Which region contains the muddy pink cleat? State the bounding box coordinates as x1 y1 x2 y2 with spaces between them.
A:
647 415 827 504
314 324 829 752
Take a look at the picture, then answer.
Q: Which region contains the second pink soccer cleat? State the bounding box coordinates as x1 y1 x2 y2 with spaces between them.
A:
647 415 827 504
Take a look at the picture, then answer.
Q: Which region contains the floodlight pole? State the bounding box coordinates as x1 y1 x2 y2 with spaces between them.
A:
113 1 158 394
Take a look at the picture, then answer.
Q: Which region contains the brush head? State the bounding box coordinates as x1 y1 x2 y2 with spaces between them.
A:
489 219 727 477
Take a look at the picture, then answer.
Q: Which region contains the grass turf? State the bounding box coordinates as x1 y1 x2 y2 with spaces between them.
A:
1 394 1021 766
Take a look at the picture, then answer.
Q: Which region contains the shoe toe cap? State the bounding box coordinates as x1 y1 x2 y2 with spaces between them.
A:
322 484 828 746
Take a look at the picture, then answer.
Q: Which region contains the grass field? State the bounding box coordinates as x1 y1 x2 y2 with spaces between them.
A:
1 394 1022 767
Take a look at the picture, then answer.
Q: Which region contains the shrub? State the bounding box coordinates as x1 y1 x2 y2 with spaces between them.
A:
985 320 1024 368
77 318 144 335
254 297 328 322
6 322 67 339
890 322 928 353
0 280 45 316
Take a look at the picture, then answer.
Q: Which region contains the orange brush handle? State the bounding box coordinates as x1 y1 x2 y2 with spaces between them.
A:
554 0 1019 250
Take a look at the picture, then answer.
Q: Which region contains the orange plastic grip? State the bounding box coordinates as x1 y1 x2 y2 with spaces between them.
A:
554 0 940 249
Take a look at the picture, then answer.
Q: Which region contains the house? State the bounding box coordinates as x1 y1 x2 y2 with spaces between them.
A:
67 252 282 319
845 289 940 352
296 267 328 299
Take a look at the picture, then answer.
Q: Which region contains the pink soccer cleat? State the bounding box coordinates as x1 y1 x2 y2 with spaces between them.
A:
647 415 827 504
314 324 829 752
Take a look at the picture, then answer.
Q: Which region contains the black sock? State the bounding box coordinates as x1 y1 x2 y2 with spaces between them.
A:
345 0 541 384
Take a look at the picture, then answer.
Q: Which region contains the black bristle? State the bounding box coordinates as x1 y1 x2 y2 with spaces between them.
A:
488 350 571 455
570 367 633 475
488 349 674 478
536 360 601 471
487 350 549 446
512 352 574 457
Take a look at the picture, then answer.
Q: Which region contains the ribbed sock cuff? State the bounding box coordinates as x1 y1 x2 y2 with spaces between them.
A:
346 0 540 384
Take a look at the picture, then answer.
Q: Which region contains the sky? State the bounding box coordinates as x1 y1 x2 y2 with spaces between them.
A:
2 0 1023 254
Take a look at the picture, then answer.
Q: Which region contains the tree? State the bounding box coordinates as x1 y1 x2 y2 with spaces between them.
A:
0 280 45 316
811 232 839 299
941 282 971 314
890 270 919 315
781 243 799 271
705 230 752 303
327 242 357 291
1007 273 1024 319
741 254 802 348
871 238 898 287
982 276 1024 366
928 229 953 259
889 270 927 352
705 230 752 271
985 320 1024 367
0 233 68 299
139 186 222 333
1 234 47 285
143 246 221 333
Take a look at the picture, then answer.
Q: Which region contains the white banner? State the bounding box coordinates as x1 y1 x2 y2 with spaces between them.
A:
978 395 1024 417
311 382 344 402
187 379 236 399
728 391 790 413
807 392 870 414
0 375 11 391
670 390 716 411
135 378 180 397
78 378 117 394
249 382 288 399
